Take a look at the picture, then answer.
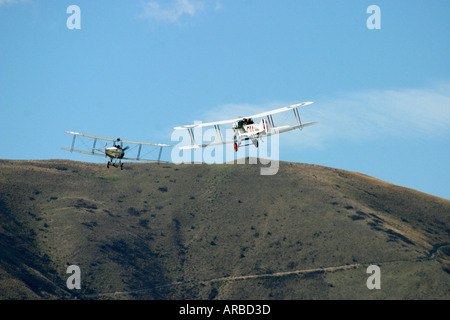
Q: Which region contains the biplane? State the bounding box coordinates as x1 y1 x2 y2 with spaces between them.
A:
61 131 171 169
174 102 317 151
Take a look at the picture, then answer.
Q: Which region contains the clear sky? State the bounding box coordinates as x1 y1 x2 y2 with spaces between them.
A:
1 0 449 199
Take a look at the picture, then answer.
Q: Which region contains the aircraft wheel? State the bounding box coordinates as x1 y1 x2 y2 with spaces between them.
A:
107 161 110 168
255 140 259 148
120 163 124 170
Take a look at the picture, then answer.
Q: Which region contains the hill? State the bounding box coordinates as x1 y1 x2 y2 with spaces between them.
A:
0 159 449 299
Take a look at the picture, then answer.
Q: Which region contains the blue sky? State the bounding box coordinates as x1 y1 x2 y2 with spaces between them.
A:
1 0 449 199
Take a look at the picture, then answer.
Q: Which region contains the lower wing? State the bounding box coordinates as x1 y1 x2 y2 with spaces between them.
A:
62 148 167 163
122 157 168 163
61 147 105 157
179 140 234 150
178 121 318 150
266 121 318 136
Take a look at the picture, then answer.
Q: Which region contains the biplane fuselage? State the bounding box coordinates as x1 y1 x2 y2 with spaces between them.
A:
231 119 269 150
105 146 125 159
232 119 268 138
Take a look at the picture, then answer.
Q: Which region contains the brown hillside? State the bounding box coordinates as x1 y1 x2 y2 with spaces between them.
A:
0 159 449 299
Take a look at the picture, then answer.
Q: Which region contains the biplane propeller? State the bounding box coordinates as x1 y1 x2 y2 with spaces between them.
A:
62 131 171 170
174 102 317 151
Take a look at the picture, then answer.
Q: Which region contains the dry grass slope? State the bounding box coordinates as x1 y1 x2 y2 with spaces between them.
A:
0 159 449 299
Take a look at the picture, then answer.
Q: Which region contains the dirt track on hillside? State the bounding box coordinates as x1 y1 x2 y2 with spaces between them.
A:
85 263 363 298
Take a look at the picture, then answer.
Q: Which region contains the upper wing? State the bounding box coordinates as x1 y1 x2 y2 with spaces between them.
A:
246 101 313 119
173 102 314 130
174 118 242 130
64 131 171 147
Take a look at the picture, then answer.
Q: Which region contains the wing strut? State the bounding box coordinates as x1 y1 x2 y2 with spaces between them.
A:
157 146 163 163
137 144 142 160
214 125 223 142
267 115 275 128
293 107 302 126
188 128 196 145
92 138 97 154
70 135 76 152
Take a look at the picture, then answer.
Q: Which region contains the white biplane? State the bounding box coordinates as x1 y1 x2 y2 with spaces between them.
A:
62 131 171 169
174 102 317 151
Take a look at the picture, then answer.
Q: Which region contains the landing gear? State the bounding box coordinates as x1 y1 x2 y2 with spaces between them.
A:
106 160 124 170
233 135 240 152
